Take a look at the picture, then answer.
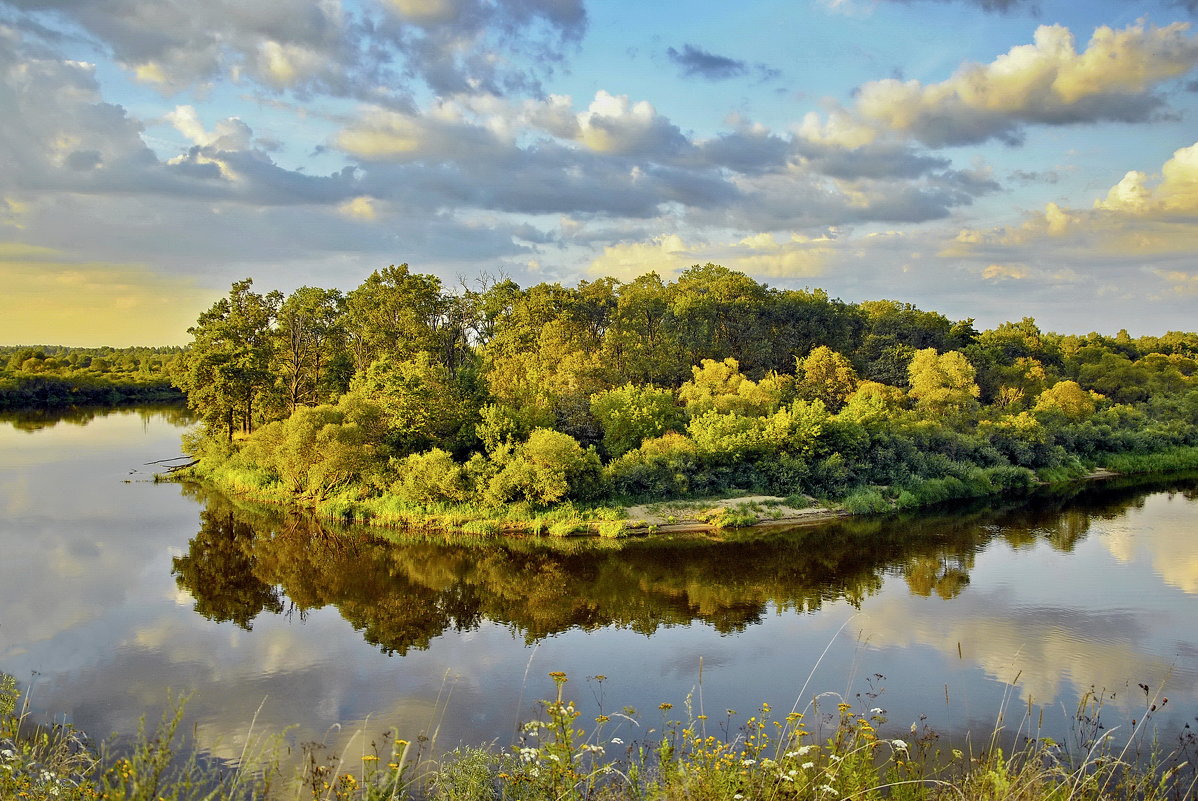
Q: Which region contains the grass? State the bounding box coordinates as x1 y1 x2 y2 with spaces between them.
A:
4 669 1196 801
1101 446 1198 476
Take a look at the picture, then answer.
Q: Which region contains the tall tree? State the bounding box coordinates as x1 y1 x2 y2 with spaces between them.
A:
174 279 280 441
343 264 451 372
275 286 345 414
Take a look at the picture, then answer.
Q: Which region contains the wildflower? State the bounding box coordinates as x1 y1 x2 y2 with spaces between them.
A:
549 671 568 682
362 754 379 761
659 702 673 711
611 737 624 745
891 739 909 753
802 762 815 770
741 758 756 766
595 714 609 724
871 707 884 715
519 747 538 763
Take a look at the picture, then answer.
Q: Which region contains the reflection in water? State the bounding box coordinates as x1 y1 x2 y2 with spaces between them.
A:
173 474 1198 657
0 402 192 433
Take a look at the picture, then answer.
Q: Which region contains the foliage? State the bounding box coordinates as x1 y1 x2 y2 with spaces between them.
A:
153 267 1198 528
590 383 683 458
486 429 605 507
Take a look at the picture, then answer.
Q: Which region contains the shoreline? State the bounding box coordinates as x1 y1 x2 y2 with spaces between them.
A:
172 464 1151 540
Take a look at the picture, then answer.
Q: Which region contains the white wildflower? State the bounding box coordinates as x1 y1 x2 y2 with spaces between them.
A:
891 739 909 752
742 758 756 766
802 761 815 770
611 737 624 745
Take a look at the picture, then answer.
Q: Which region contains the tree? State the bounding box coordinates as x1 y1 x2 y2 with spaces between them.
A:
175 279 280 442
796 346 860 411
274 286 345 414
590 383 684 458
906 348 980 418
345 353 473 456
343 264 451 372
1033 380 1102 421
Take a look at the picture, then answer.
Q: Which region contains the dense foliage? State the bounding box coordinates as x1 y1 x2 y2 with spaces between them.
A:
173 265 1198 524
0 345 182 408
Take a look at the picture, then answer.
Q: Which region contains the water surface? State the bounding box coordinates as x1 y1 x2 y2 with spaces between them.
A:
1 407 1196 765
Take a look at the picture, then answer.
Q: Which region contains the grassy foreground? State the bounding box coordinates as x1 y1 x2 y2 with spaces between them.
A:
3 672 1195 801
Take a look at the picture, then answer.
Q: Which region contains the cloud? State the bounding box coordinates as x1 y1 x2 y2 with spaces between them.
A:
586 231 834 283
338 196 378 220
586 234 695 281
576 91 690 158
5 0 586 102
956 140 1198 257
981 263 1029 281
667 44 748 81
1153 268 1198 295
802 22 1198 148
877 0 1036 12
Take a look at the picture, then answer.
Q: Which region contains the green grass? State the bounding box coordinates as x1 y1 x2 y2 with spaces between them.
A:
1102 445 1198 475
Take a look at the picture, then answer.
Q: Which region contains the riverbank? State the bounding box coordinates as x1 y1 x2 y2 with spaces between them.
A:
172 445 1198 538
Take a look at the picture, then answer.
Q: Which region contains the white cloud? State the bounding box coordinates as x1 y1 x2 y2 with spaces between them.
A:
576 91 689 158
802 22 1198 148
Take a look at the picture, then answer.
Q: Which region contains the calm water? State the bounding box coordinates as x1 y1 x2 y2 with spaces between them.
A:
2 406 1197 766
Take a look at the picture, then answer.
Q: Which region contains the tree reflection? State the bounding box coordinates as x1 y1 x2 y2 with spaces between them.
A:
172 505 282 628
171 473 1198 654
0 403 192 432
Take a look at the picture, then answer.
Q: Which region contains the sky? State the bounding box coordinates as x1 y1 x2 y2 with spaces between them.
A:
1 0 1197 346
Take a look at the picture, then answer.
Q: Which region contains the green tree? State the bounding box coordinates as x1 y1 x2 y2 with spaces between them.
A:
274 286 345 414
175 279 281 442
906 348 980 418
345 353 473 456
1033 380 1102 421
796 346 860 411
590 383 684 458
343 264 451 372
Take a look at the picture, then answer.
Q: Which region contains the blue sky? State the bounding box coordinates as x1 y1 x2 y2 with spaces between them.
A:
2 0 1197 344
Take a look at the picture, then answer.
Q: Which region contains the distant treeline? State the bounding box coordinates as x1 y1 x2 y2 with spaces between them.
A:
0 345 183 409
169 264 1197 528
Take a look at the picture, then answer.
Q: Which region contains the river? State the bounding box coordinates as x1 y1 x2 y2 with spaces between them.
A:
1 405 1196 768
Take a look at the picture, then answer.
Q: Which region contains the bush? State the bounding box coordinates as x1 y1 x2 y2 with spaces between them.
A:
841 488 891 514
486 429 604 506
391 448 472 505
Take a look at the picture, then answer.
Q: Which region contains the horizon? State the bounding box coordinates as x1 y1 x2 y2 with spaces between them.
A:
3 0 1198 347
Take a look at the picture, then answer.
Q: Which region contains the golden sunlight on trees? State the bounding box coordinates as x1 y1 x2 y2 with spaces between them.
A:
907 348 980 417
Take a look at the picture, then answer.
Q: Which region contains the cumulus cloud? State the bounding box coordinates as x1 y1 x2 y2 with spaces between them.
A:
802 22 1198 148
575 91 690 158
955 140 1198 259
